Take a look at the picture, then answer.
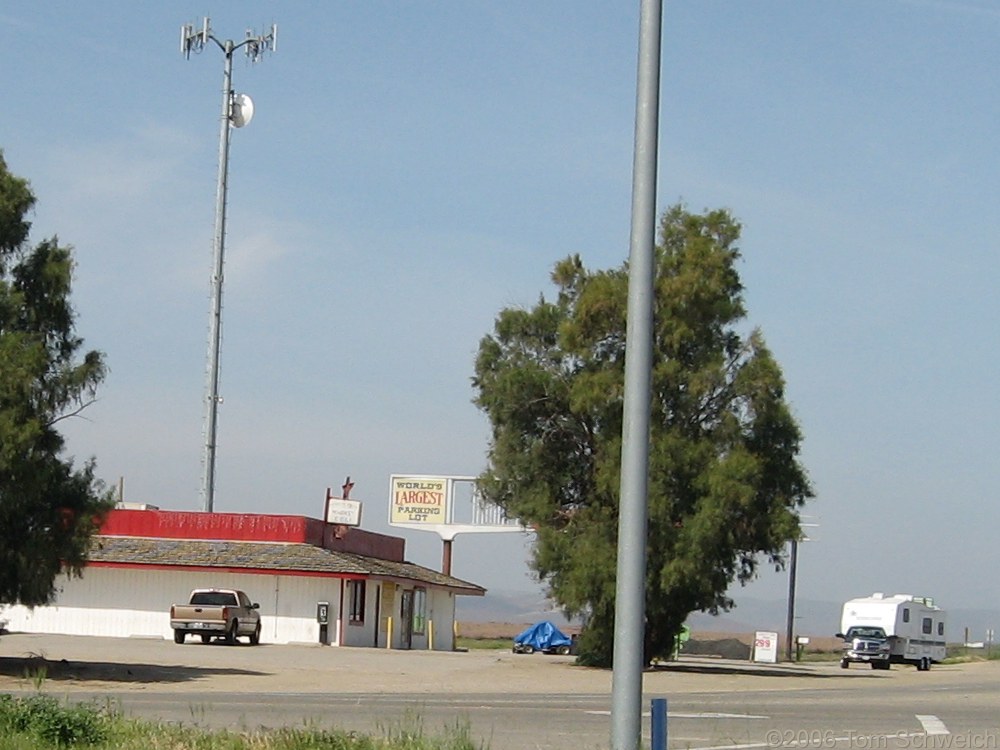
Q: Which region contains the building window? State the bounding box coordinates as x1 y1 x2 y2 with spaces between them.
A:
922 617 932 635
412 588 427 635
349 580 366 624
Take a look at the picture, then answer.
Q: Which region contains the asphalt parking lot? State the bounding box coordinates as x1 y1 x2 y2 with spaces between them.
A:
4 633 1000 750
0 631 990 695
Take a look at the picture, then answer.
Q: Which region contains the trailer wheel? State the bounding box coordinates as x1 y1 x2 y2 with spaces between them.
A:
173 630 185 644
918 657 930 671
840 659 849 669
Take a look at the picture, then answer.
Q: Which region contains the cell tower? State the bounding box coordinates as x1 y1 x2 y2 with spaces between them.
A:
181 18 278 513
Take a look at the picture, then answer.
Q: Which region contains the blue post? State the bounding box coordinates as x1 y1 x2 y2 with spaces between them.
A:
651 698 667 750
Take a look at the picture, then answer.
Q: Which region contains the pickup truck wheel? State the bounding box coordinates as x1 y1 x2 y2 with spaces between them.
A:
840 659 849 669
225 620 239 645
250 622 261 645
173 630 185 644
200 634 212 644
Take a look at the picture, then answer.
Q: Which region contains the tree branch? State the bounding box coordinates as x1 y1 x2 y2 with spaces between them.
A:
47 397 98 427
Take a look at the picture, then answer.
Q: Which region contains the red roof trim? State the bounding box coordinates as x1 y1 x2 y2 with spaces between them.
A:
86 560 369 580
98 508 408 563
100 509 325 545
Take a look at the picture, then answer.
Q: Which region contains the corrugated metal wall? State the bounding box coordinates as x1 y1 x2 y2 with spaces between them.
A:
0 567 349 645
0 567 460 650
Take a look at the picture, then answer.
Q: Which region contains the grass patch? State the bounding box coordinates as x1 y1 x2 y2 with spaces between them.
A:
944 646 1000 664
0 694 488 749
795 650 842 663
454 637 511 651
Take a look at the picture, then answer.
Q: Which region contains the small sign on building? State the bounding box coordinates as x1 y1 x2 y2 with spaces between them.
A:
325 498 362 526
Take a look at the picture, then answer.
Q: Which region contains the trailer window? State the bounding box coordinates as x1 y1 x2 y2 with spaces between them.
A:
938 622 944 636
922 617 932 635
902 608 910 623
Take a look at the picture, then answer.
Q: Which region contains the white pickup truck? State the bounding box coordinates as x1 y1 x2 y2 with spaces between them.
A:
169 588 261 645
837 593 946 671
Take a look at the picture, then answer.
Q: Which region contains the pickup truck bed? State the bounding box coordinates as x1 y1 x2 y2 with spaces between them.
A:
170 589 261 645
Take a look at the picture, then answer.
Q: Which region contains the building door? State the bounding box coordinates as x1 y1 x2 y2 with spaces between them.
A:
399 589 414 650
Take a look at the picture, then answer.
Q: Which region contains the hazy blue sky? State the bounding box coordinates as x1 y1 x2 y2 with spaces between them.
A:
3 2 998 625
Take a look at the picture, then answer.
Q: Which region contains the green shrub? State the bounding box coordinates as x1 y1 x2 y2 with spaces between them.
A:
0 694 107 746
0 695 486 749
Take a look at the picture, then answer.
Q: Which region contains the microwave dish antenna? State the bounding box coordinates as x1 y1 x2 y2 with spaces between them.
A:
230 93 254 128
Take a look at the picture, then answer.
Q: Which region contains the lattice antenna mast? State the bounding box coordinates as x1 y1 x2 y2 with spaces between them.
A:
181 18 278 513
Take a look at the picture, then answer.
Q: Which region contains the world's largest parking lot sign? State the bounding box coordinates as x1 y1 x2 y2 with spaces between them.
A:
389 476 448 525
388 474 521 541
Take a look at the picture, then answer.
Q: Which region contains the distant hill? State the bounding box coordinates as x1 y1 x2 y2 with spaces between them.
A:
456 588 575 628
457 590 1000 643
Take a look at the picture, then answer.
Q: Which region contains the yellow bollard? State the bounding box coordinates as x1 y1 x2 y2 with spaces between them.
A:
428 620 434 650
386 617 393 649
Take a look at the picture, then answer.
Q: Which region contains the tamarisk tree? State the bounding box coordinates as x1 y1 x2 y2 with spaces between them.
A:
0 152 113 607
473 205 812 667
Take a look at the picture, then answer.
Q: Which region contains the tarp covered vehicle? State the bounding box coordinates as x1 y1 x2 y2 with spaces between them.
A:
512 621 573 655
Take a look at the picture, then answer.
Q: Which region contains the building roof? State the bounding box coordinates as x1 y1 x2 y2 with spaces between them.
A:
88 536 485 596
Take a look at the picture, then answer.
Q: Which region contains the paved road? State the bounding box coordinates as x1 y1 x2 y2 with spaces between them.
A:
1 633 998 750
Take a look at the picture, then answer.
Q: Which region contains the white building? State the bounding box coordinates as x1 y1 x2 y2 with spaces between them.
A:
1 507 484 649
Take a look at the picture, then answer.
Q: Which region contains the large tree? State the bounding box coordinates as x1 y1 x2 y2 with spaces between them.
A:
473 205 812 667
0 152 113 607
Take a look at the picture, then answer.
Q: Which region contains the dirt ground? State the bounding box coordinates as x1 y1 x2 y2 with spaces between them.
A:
0 631 975 698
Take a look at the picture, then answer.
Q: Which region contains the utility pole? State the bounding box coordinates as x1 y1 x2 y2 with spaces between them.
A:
785 537 798 661
611 1 662 748
785 519 818 661
181 18 277 513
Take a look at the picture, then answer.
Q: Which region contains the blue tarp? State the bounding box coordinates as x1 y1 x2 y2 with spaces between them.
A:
513 620 573 651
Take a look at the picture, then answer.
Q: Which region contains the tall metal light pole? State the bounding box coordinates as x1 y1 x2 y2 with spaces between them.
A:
785 520 818 661
611 1 662 748
785 537 799 661
181 18 277 513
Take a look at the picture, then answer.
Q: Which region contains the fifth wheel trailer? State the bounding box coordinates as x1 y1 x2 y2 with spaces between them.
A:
838 593 946 671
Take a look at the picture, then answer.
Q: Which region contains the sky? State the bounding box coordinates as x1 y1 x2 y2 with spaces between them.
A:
3 1 999 628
